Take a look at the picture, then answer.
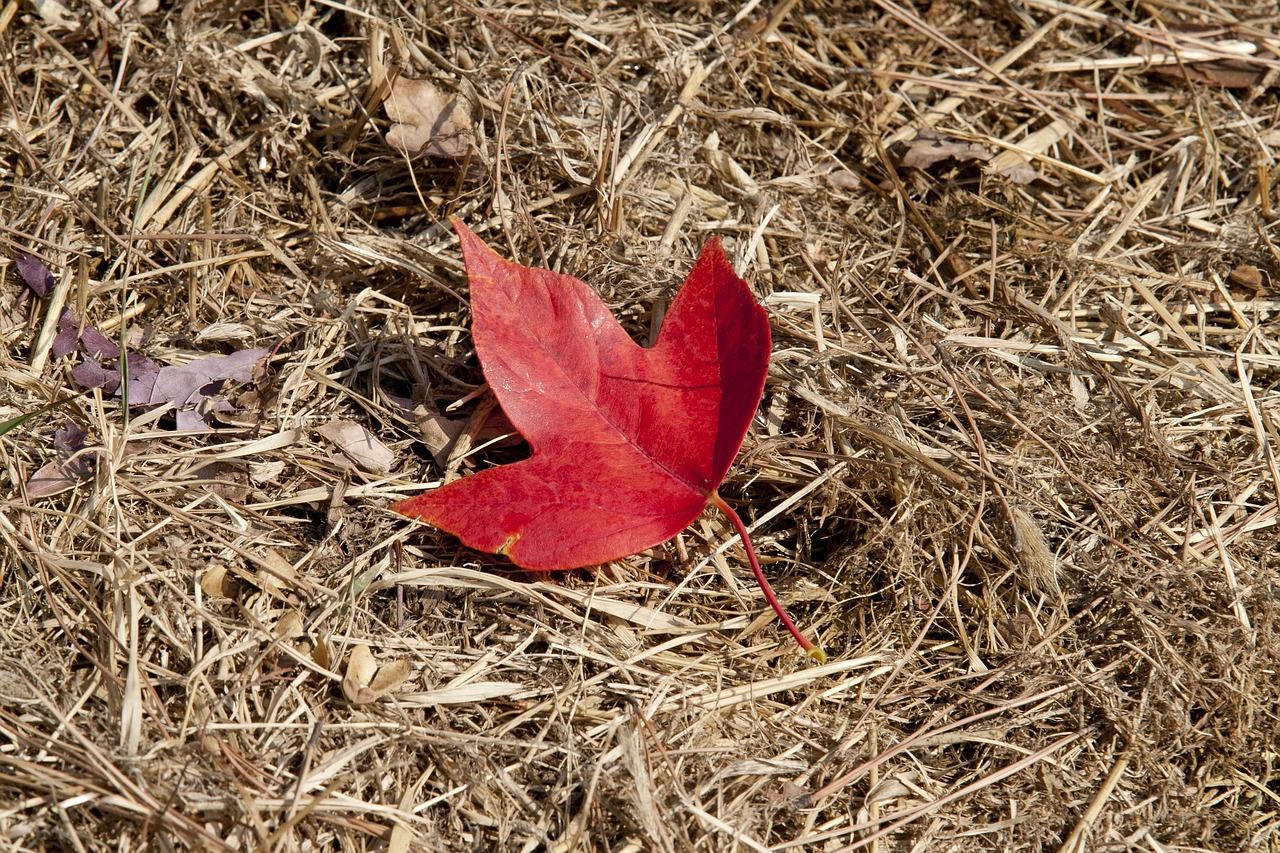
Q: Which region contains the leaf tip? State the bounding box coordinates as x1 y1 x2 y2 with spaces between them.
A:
806 646 827 664
451 215 485 245
450 216 497 264
696 234 731 270
389 495 421 518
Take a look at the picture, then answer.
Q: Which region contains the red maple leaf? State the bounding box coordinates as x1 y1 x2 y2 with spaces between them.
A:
395 220 822 661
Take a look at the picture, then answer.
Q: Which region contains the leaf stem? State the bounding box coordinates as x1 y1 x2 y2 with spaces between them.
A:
710 491 825 663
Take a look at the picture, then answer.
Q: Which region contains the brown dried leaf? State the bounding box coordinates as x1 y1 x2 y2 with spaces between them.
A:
1151 59 1266 89
25 420 96 498
384 77 475 159
414 407 465 459
257 548 302 601
200 565 233 598
369 659 413 694
275 610 305 639
26 460 78 498
1000 161 1055 186
773 780 813 810
317 419 395 473
342 644 412 704
864 776 919 808
1136 30 1266 89
900 130 992 170
344 644 377 697
825 169 860 190
1228 263 1265 294
312 636 333 671
190 460 252 502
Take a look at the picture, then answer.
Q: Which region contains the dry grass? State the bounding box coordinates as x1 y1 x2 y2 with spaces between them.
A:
2 0 1279 850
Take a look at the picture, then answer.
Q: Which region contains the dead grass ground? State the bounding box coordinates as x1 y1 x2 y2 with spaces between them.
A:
2 0 1279 850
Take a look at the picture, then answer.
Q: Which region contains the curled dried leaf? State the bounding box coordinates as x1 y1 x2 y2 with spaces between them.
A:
257 548 301 599
413 407 466 460
342 644 412 704
199 565 234 598
274 610 305 639
312 636 334 671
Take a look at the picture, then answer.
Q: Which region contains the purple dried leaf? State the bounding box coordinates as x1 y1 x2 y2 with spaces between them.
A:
15 253 55 297
127 348 267 408
199 347 271 382
130 369 195 409
78 325 120 360
52 309 81 358
123 353 161 403
175 409 211 432
70 357 122 393
49 307 121 360
54 419 87 454
54 419 94 478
